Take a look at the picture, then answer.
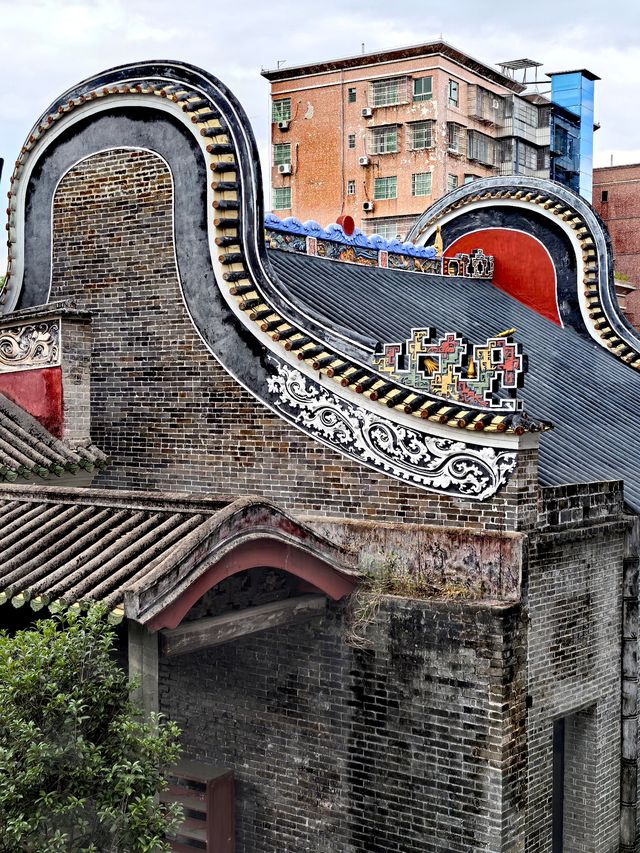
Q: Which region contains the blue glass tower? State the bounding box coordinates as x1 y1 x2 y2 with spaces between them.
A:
548 70 599 203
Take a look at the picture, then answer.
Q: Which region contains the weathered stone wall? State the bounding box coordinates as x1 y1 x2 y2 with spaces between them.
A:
159 595 527 853
49 147 537 532
525 484 626 853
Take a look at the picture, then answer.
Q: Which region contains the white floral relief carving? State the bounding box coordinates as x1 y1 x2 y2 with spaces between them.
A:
266 363 518 501
0 321 60 371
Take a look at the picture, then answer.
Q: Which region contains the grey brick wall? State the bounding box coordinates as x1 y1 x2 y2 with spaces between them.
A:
49 148 538 533
524 505 625 853
160 596 527 853
48 147 628 852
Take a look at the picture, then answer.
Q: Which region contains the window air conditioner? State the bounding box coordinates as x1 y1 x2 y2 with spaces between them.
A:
277 120 290 131
361 108 373 118
358 156 370 167
362 201 375 212
277 163 292 175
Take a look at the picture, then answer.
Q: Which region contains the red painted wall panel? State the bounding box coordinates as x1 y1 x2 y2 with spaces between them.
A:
445 228 561 325
0 366 64 438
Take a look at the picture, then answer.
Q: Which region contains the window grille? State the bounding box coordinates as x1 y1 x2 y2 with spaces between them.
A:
447 123 465 155
409 121 434 150
272 99 291 122
348 87 357 103
368 126 398 154
369 77 408 107
412 172 432 196
347 180 356 195
273 143 291 166
373 176 397 200
361 215 417 240
273 186 291 210
348 133 356 149
467 130 497 166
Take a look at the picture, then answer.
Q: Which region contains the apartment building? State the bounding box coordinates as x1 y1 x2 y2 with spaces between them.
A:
262 42 592 239
594 163 640 328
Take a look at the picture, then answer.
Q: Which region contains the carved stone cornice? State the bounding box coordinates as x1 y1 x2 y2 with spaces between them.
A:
0 319 60 372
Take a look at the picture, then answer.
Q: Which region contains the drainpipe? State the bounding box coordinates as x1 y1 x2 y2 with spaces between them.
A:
621 517 639 851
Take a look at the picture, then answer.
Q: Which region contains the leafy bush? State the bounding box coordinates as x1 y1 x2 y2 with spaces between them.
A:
0 606 182 852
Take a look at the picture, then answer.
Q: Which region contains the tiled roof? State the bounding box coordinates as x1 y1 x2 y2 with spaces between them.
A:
0 394 107 482
0 486 357 624
270 249 640 512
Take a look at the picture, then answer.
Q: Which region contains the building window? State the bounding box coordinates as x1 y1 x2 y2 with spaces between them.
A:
601 190 609 203
517 99 538 127
348 133 356 149
412 172 432 196
273 143 291 166
370 77 407 108
361 215 416 240
517 142 538 171
347 179 356 195
348 87 357 103
448 79 459 107
373 176 397 200
464 173 480 184
413 76 432 101
272 98 291 123
467 130 496 166
409 121 434 150
368 125 398 154
447 123 464 155
447 174 459 191
273 186 292 210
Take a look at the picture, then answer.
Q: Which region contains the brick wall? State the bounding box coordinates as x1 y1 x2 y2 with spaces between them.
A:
159 595 527 853
49 147 538 532
539 480 624 531
524 506 625 852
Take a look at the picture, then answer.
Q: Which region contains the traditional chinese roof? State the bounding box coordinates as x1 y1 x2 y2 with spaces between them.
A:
270 248 640 513
0 393 107 482
0 486 358 627
0 60 544 505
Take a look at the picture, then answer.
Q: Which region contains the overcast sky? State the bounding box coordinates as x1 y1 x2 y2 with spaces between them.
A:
1 0 639 271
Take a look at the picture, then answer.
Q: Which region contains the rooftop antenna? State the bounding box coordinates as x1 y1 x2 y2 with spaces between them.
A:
276 59 286 69
361 43 365 54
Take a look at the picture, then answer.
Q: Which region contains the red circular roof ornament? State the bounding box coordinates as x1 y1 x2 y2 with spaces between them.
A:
336 214 355 236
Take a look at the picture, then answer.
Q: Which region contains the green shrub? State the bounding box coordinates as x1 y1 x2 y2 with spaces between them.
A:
0 606 182 852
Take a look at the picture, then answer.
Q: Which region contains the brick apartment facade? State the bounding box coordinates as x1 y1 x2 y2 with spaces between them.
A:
0 61 638 852
262 42 590 240
594 163 640 327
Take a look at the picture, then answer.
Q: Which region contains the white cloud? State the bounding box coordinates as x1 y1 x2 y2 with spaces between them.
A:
1 0 639 271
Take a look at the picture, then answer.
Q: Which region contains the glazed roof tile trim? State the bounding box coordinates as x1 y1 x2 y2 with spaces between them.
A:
0 486 357 624
2 77 539 437
0 393 107 482
265 214 439 259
